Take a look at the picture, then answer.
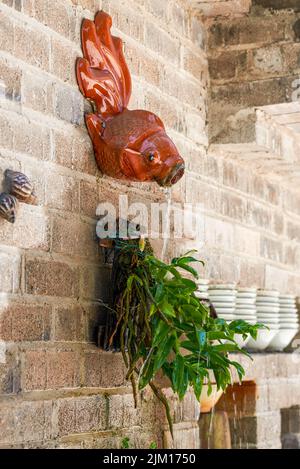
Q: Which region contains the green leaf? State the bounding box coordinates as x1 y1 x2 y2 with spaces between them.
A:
152 320 170 348
152 333 176 374
172 354 185 393
159 297 176 317
177 262 199 279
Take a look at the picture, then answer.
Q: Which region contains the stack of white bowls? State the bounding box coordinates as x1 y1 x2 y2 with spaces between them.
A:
208 284 237 322
267 294 299 351
234 288 257 348
195 279 210 301
247 290 279 351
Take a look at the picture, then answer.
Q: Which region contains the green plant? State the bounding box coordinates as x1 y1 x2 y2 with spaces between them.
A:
149 441 157 449
108 239 266 436
121 437 131 449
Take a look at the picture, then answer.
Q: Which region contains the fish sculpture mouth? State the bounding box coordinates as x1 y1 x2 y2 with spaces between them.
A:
157 163 185 187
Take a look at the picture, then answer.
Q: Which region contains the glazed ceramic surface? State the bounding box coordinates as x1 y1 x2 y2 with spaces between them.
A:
76 12 185 186
267 329 298 351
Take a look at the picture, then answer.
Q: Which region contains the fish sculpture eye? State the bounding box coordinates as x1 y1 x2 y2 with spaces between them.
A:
76 11 185 187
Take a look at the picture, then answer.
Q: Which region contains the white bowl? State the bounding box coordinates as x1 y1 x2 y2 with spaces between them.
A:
279 323 299 329
217 314 236 320
198 279 210 285
256 318 279 325
209 284 236 290
279 317 298 323
256 296 279 301
236 298 256 305
234 334 250 349
267 329 299 351
279 294 296 301
279 308 298 314
215 307 235 314
197 285 209 292
195 292 209 300
235 309 257 314
208 289 237 296
257 290 279 297
238 287 257 293
256 307 280 313
209 296 236 303
247 329 278 351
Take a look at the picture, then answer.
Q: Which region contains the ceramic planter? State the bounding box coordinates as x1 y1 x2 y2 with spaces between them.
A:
200 384 223 413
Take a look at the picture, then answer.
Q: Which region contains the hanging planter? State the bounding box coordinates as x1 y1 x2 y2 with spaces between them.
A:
101 238 266 436
200 384 224 413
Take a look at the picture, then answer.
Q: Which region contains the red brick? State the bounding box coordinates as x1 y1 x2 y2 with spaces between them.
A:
14 401 53 443
0 348 20 394
71 131 97 176
107 394 140 429
79 180 100 218
183 47 208 83
209 50 248 81
260 236 283 263
0 303 51 342
0 57 21 102
75 395 106 432
145 22 180 66
53 306 86 342
239 259 265 287
70 0 96 9
25 258 80 298
46 351 80 389
23 0 74 40
50 37 78 86
247 201 272 229
80 263 111 302
287 221 300 243
83 351 126 388
221 191 247 221
56 395 106 436
22 350 47 391
14 21 50 72
23 348 82 391
45 172 79 212
22 71 53 114
0 11 14 55
0 407 15 445
56 398 76 436
52 213 98 259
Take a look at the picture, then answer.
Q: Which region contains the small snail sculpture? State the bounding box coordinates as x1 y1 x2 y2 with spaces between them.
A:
5 170 37 205
0 170 37 224
0 193 18 223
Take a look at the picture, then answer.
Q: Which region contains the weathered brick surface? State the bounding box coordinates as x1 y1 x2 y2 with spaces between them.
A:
1 0 300 451
207 7 300 142
25 258 80 298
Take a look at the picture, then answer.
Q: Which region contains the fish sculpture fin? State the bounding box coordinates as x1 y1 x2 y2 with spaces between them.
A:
76 11 132 119
85 113 104 146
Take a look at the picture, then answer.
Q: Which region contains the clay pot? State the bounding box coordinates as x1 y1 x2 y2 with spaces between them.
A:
200 384 223 413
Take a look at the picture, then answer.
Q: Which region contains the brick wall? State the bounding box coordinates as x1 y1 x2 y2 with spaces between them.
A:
207 1 300 142
0 0 206 448
1 0 300 449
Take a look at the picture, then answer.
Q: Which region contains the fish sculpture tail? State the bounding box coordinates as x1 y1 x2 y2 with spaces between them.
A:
76 11 132 119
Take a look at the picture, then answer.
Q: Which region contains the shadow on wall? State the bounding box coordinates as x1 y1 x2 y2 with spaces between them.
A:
199 381 257 449
281 406 300 448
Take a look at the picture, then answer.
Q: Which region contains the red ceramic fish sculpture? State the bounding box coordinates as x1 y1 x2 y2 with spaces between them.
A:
76 11 185 186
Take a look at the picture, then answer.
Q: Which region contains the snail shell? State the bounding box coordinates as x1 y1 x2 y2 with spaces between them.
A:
0 193 18 223
4 169 37 205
